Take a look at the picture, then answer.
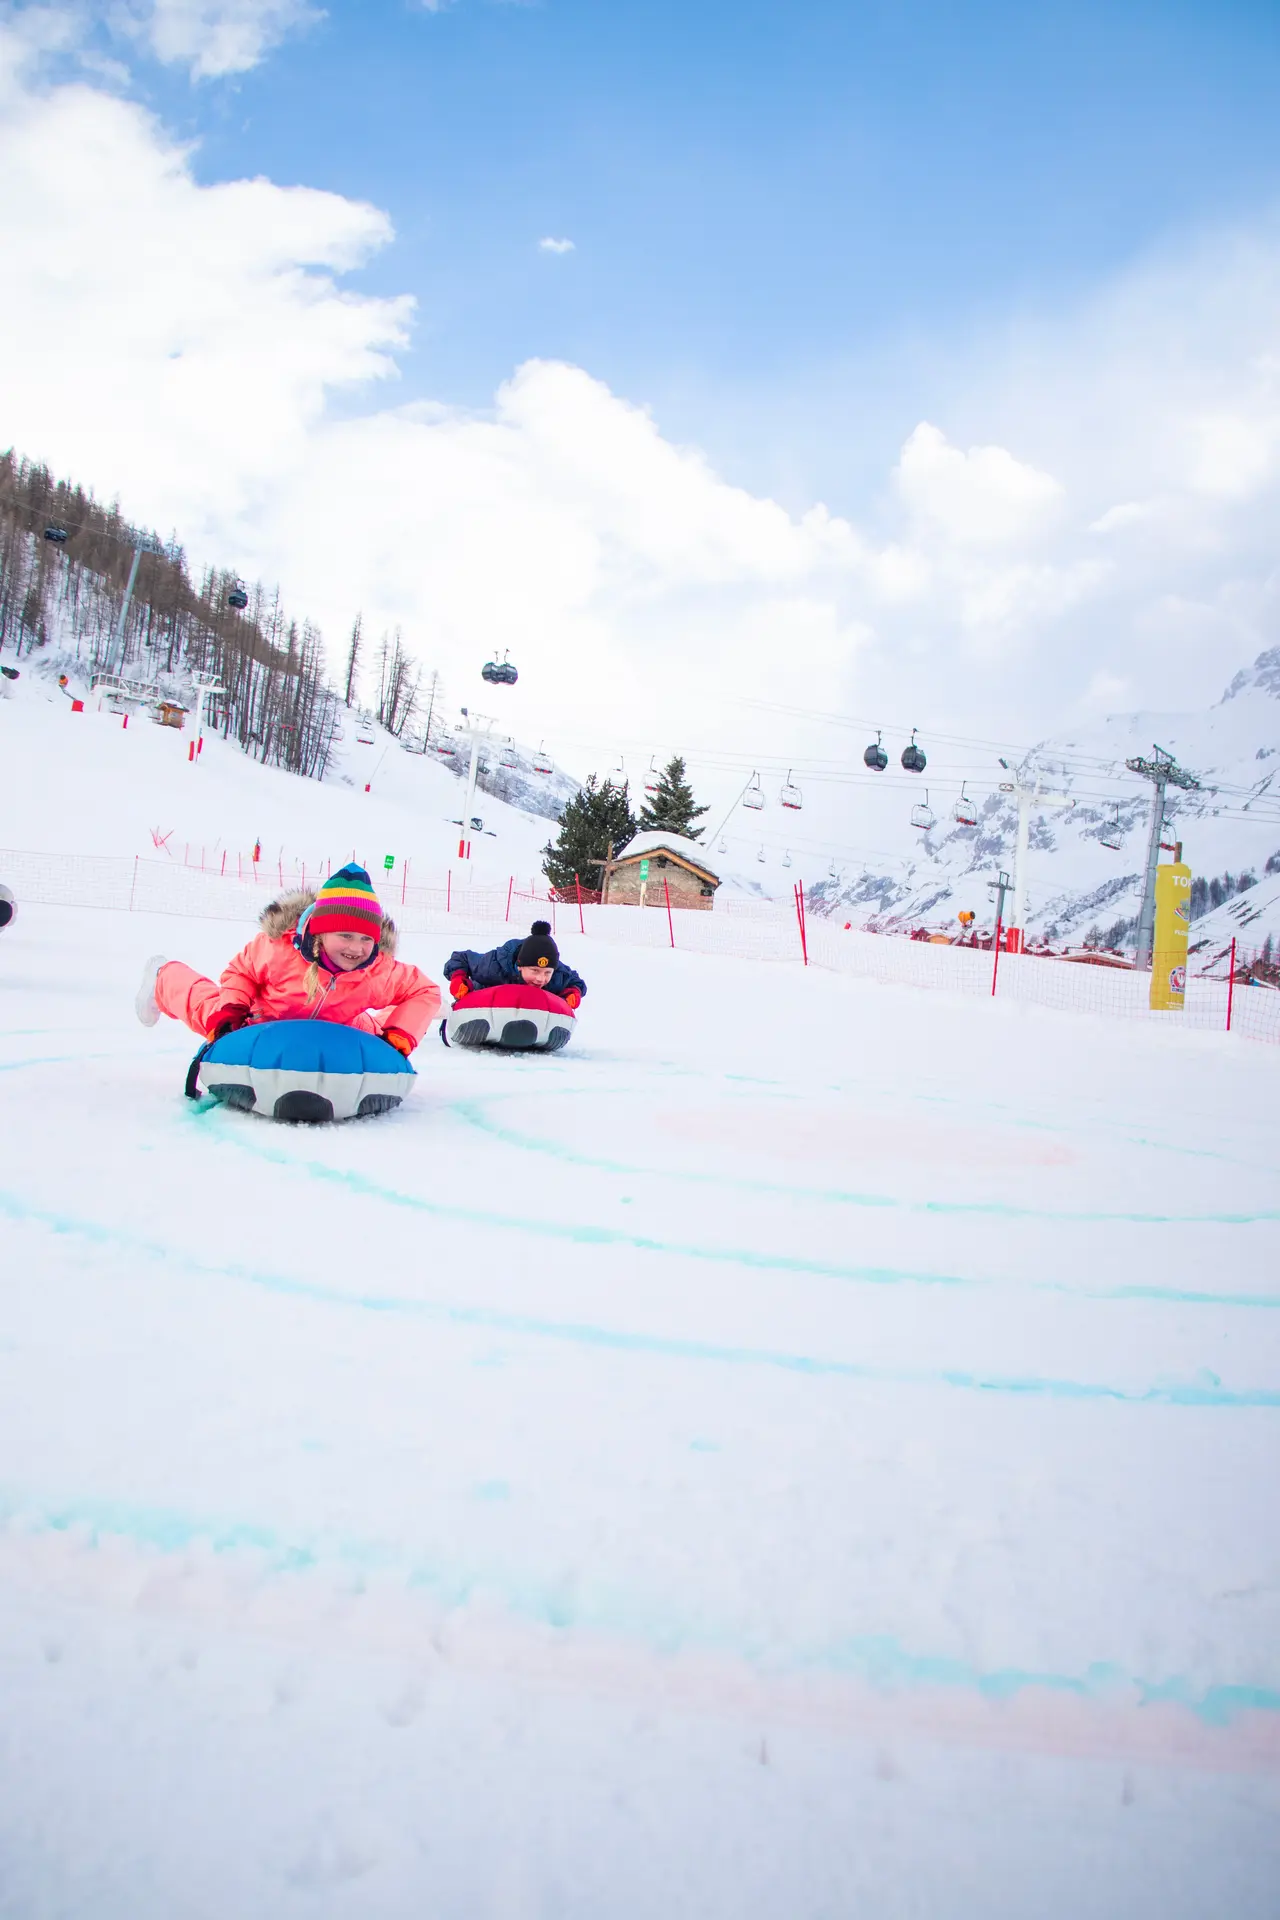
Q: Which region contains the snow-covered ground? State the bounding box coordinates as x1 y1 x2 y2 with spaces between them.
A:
1 885 1278 1917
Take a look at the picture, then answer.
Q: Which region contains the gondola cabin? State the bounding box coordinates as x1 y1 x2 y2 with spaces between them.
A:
603 832 721 911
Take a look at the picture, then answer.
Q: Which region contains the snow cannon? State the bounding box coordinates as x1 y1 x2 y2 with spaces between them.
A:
189 1019 415 1122
0 884 14 929
443 983 576 1053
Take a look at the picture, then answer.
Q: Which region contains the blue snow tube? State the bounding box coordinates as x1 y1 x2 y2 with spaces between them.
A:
192 1019 415 1123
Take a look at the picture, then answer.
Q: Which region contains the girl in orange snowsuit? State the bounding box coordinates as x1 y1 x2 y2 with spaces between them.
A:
137 864 440 1055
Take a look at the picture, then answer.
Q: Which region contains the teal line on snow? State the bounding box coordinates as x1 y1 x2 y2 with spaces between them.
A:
2 1484 1276 1731
4 1182 1279 1410
207 1110 1280 1314
448 1096 1280 1229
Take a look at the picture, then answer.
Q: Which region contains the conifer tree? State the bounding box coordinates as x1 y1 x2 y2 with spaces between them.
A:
542 775 637 894
638 755 708 839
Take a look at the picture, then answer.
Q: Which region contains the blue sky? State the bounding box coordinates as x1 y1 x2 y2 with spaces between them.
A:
135 0 1280 507
5 0 1280 774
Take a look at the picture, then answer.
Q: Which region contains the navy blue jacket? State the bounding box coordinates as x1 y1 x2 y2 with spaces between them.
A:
444 937 587 1002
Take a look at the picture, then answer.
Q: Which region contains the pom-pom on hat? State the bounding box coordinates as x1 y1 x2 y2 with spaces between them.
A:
516 920 559 969
306 864 384 941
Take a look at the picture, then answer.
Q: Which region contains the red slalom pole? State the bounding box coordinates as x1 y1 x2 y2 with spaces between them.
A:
663 874 675 948
991 916 1003 996
1226 937 1236 1032
446 869 452 914
505 875 514 923
575 872 585 934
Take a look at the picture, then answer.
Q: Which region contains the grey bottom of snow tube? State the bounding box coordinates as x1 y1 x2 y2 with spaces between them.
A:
499 1019 539 1048
208 1081 403 1123
452 1017 492 1047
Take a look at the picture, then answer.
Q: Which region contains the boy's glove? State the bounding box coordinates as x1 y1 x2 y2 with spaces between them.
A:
207 1007 250 1042
449 973 471 1000
382 1027 415 1057
560 987 581 1010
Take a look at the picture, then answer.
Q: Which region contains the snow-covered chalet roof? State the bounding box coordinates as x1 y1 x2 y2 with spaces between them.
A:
615 829 719 881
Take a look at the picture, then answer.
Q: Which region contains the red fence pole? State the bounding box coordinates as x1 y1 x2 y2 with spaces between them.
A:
663 875 675 948
446 869 452 914
1226 937 1236 1033
794 882 809 965
505 876 514 923
575 872 585 935
991 916 1003 997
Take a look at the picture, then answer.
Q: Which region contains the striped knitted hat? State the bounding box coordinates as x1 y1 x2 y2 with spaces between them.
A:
307 864 383 940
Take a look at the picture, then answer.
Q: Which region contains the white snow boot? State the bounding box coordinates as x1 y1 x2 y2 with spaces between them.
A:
135 954 167 1027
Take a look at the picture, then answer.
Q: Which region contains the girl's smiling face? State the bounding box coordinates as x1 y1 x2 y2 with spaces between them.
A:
320 929 376 971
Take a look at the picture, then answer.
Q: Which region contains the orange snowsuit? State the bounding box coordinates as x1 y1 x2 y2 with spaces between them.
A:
154 889 440 1048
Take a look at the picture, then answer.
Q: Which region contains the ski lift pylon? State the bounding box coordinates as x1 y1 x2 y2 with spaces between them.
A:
863 730 888 773
901 729 927 774
780 770 802 810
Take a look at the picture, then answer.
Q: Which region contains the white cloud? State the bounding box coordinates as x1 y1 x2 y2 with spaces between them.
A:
112 0 321 77
538 236 575 255
893 422 1065 547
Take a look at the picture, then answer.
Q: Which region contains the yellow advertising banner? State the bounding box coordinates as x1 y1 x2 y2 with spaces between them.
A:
1150 862 1192 1010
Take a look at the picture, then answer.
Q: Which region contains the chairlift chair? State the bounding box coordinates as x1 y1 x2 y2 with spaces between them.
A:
644 755 661 797
910 789 935 831
500 743 519 770
717 836 728 853
901 728 927 773
532 742 553 775
433 741 456 759
952 783 978 828
827 859 840 881
44 525 70 545
863 730 888 772
1100 808 1123 851
780 770 803 810
782 849 792 869
757 846 766 864
227 580 249 611
743 772 765 812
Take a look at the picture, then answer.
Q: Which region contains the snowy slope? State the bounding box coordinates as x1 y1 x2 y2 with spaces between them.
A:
0 709 1279 1916
0 665 567 889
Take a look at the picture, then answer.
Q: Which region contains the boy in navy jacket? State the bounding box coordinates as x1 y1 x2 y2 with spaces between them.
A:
444 920 586 1008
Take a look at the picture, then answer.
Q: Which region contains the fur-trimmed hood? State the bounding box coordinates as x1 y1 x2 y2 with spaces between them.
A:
259 888 398 956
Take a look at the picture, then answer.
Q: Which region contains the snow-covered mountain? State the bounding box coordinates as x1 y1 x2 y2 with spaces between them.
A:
811 646 1280 954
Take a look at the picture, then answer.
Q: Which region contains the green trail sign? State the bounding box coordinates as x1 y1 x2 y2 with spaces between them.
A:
638 858 650 879
383 854 395 871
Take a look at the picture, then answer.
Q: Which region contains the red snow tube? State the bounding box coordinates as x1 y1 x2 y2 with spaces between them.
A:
444 982 577 1052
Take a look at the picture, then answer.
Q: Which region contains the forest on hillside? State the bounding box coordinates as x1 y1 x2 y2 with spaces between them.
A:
0 451 422 782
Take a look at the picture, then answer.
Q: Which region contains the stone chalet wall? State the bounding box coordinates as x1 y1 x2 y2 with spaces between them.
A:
605 856 718 911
